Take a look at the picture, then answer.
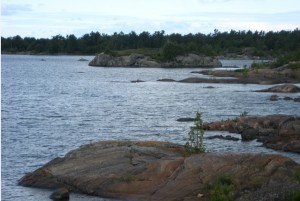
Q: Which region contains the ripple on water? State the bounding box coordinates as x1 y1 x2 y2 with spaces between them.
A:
1 55 299 201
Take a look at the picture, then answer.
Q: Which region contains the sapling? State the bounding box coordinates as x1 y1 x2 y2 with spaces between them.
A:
185 112 206 154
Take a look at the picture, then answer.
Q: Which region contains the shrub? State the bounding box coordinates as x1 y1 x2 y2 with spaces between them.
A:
162 42 186 61
211 176 234 201
242 67 249 78
240 111 248 117
288 172 300 201
104 48 118 56
185 112 206 154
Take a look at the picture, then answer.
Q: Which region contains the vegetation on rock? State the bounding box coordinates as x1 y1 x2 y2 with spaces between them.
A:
211 176 234 201
288 172 300 201
185 112 206 154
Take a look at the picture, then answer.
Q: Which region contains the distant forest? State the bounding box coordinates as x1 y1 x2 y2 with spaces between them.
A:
1 29 300 58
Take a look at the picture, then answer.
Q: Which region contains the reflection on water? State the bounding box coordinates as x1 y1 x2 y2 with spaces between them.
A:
1 55 299 201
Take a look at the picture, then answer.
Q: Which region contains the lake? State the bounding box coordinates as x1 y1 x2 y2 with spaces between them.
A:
1 55 299 201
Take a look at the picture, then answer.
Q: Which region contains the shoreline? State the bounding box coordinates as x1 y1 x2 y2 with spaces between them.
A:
1 51 273 60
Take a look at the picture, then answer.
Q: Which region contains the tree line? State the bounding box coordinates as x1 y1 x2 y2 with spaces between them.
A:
1 29 300 58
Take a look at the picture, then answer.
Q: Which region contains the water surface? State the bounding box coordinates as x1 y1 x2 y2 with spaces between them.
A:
2 55 299 201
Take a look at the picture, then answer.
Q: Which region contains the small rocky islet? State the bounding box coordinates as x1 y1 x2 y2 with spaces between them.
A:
19 56 300 200
88 52 222 67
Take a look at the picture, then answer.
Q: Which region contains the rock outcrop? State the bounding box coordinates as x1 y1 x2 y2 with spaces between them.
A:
19 141 300 201
88 53 160 67
204 115 300 153
49 188 69 200
190 66 300 84
88 53 222 67
162 53 222 67
256 84 300 93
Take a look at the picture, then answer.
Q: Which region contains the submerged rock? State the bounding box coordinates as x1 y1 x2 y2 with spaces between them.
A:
176 117 195 122
130 79 145 83
19 141 300 201
206 135 240 141
270 95 279 101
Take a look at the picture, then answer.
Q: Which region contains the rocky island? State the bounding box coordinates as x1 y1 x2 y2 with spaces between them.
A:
88 53 222 67
19 141 300 201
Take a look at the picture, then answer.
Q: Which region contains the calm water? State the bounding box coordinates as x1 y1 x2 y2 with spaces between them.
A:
1 55 300 201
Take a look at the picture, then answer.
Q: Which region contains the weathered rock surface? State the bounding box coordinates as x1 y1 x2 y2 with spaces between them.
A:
190 67 300 84
162 53 222 67
88 53 222 67
89 53 160 67
256 84 300 93
50 187 69 200
19 141 300 201
178 76 300 84
204 115 300 153
176 117 195 122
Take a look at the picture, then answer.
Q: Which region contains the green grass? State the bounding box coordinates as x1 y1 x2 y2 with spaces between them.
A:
200 176 235 201
286 62 300 70
211 176 234 201
287 172 300 201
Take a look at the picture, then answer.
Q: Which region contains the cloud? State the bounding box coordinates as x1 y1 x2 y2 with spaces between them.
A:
195 0 232 3
1 0 299 38
1 3 32 16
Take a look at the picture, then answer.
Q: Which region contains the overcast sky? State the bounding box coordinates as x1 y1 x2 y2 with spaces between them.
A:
1 0 300 38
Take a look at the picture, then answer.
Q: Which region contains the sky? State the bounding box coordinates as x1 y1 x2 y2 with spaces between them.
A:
1 0 300 38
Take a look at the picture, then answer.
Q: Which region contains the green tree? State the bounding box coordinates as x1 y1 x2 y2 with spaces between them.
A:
66 34 78 53
162 42 185 61
185 112 206 154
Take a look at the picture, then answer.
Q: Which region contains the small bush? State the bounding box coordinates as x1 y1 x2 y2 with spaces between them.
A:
104 48 118 56
162 42 186 61
242 67 249 78
287 172 300 201
211 176 234 201
286 62 300 70
251 62 269 72
240 111 248 117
